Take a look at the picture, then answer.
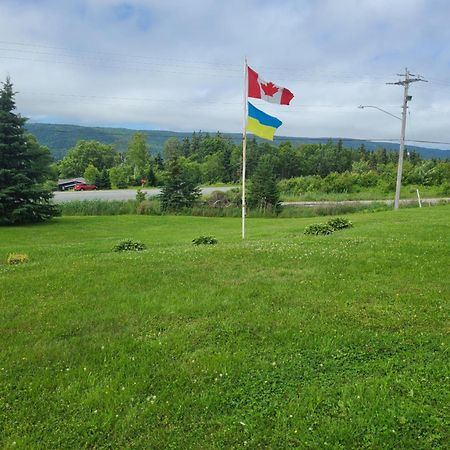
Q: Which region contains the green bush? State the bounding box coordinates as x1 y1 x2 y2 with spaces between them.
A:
136 189 147 203
278 176 324 195
304 217 353 236
323 172 355 193
440 182 450 195
113 239 146 252
192 236 218 245
206 190 231 208
327 217 353 230
7 253 29 265
304 223 334 235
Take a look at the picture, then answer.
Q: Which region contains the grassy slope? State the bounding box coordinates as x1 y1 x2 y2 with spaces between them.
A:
0 207 449 449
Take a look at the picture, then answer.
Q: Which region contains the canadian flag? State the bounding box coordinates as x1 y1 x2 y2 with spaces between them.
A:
247 66 294 105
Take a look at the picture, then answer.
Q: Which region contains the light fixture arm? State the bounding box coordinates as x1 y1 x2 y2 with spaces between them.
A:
358 105 402 121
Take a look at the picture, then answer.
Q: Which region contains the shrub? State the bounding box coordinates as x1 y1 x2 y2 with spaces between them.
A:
136 189 147 203
206 190 231 208
304 224 334 235
355 170 379 188
327 217 353 230
7 253 29 265
323 171 355 193
113 239 146 252
278 176 325 195
440 182 450 195
192 236 218 245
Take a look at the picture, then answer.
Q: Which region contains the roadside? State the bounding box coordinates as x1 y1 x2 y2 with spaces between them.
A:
53 187 449 208
53 186 233 202
282 198 450 207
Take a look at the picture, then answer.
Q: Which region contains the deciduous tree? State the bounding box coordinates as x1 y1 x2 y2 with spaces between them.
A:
58 141 119 177
126 133 150 181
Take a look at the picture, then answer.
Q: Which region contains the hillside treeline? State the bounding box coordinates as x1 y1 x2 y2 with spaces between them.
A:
53 132 450 193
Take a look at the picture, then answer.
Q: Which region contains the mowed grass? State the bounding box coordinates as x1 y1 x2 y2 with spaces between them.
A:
0 207 449 449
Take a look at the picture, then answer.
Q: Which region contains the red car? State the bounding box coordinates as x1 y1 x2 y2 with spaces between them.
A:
74 183 97 191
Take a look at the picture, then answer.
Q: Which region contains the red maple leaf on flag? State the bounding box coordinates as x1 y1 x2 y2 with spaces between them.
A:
261 82 279 97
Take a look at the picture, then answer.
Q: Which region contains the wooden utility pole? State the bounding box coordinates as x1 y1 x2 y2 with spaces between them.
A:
387 69 427 210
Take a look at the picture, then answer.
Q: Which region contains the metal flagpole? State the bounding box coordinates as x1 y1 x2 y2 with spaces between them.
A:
242 57 248 239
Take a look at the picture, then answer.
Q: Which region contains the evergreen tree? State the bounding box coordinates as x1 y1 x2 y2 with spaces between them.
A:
0 78 58 224
247 155 280 212
160 156 200 211
163 137 181 160
154 154 164 170
180 137 191 157
146 164 157 187
97 169 111 189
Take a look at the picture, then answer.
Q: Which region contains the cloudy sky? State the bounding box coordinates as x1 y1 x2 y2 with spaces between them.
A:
1 0 450 148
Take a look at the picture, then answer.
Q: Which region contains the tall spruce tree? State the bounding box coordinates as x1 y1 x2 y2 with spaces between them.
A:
0 77 58 224
247 155 281 212
160 156 200 211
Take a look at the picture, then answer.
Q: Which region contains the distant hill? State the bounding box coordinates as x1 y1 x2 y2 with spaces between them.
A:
25 122 450 161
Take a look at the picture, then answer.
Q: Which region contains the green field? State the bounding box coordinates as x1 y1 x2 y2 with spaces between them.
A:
1 207 449 449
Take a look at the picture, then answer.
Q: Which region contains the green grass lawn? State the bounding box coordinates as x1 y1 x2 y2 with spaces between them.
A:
1 207 449 449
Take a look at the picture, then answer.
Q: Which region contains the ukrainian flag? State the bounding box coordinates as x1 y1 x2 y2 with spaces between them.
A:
247 102 282 141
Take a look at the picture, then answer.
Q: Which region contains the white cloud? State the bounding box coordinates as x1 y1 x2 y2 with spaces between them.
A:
1 0 450 148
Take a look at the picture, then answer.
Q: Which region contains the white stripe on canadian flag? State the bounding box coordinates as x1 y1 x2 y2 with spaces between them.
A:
247 66 294 105
258 77 284 104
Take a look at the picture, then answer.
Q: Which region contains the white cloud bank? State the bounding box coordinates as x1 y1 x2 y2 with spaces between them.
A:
1 0 450 148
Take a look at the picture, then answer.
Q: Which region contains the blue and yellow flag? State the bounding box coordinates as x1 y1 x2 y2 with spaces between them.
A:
246 102 282 141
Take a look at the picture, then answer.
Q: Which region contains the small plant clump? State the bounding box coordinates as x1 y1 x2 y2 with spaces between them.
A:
327 217 353 230
192 236 218 245
113 239 146 252
7 253 29 265
304 217 354 236
304 223 334 235
135 189 147 203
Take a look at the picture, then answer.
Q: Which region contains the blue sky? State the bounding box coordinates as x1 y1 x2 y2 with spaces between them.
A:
1 0 450 148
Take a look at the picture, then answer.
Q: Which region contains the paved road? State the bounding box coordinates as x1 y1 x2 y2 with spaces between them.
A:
53 186 233 202
54 188 449 207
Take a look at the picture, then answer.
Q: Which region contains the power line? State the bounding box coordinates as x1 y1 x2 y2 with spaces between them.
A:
0 40 242 70
369 138 450 145
16 90 401 109
0 40 429 84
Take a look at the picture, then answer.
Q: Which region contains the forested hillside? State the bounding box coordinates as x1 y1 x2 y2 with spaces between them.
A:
25 123 450 161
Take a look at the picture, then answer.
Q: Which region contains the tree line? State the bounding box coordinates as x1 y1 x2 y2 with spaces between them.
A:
55 130 450 191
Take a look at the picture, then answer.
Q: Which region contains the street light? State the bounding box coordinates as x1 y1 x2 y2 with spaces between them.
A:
358 102 407 209
360 69 427 210
358 105 402 121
